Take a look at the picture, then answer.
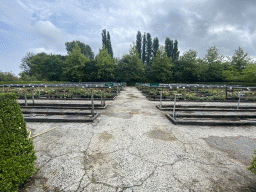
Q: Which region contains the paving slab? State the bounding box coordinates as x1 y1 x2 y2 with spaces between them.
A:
22 87 256 192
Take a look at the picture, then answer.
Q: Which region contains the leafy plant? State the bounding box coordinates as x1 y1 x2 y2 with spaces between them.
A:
248 150 256 174
105 93 111 98
0 93 38 191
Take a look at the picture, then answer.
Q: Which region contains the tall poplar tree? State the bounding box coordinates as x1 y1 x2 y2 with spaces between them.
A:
142 33 147 64
165 37 173 59
146 33 152 66
102 29 107 49
153 37 159 57
136 31 142 59
102 29 113 58
173 39 180 61
107 31 113 58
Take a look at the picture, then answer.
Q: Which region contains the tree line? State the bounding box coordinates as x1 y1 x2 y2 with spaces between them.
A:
7 29 255 84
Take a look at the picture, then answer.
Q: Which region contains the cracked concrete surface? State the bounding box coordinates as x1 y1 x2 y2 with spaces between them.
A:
24 87 256 191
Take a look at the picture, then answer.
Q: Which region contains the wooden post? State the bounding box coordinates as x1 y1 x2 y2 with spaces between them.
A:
103 87 105 106
101 89 103 107
38 86 40 98
24 92 27 106
32 89 34 106
225 86 227 100
2 86 4 93
91 89 94 115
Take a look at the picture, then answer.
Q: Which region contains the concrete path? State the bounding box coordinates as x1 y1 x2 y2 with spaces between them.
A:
24 87 256 191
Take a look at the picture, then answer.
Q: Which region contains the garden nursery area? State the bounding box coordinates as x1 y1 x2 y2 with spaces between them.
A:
2 82 256 192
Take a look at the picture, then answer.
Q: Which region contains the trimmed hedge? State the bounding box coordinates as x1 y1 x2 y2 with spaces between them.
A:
248 150 256 175
0 93 38 191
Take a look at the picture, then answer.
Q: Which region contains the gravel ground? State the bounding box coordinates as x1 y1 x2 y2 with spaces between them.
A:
21 87 256 192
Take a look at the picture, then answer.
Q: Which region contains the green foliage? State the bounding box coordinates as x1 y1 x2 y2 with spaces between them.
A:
146 33 152 66
174 49 198 82
231 46 250 72
136 31 142 59
240 63 256 82
0 93 38 191
18 72 37 81
65 40 94 59
173 39 180 61
165 37 173 59
153 37 159 58
102 29 113 58
95 46 115 81
152 46 173 82
142 33 147 64
205 46 224 81
63 43 87 82
116 44 145 82
0 71 19 81
222 64 241 82
20 52 35 76
248 150 256 174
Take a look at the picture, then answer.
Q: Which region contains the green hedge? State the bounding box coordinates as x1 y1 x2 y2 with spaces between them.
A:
248 150 256 175
0 93 38 191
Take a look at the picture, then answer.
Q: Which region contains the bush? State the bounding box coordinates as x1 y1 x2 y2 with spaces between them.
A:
0 71 19 81
0 93 38 191
248 150 256 174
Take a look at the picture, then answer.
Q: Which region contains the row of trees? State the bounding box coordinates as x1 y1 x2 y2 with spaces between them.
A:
15 29 255 84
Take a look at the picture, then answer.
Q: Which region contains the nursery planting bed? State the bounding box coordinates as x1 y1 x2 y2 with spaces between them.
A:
137 83 256 102
156 104 256 112
166 112 256 126
18 100 105 123
23 114 100 122
19 103 108 110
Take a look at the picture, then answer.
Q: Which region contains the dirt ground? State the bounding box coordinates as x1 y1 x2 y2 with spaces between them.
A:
20 87 256 192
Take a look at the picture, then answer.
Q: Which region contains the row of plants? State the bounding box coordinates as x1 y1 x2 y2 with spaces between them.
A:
137 85 256 100
2 87 115 99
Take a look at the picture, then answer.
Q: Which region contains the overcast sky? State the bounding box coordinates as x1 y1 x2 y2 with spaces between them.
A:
1 0 256 76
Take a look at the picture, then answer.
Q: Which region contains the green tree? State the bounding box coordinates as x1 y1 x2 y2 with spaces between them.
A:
28 53 65 81
65 41 94 59
0 71 19 81
151 46 173 82
102 29 107 49
146 33 152 66
20 52 35 76
63 43 87 82
95 46 115 81
204 46 224 81
231 46 250 72
174 49 198 82
222 47 250 82
152 37 159 57
101 29 113 58
142 33 147 64
173 39 180 61
136 31 142 59
107 31 113 58
195 58 209 82
29 52 49 80
240 63 256 82
116 44 145 82
165 37 173 59
82 59 98 82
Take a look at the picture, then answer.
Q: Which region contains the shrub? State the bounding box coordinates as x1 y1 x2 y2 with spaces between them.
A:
105 93 111 98
0 93 38 191
248 150 256 174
